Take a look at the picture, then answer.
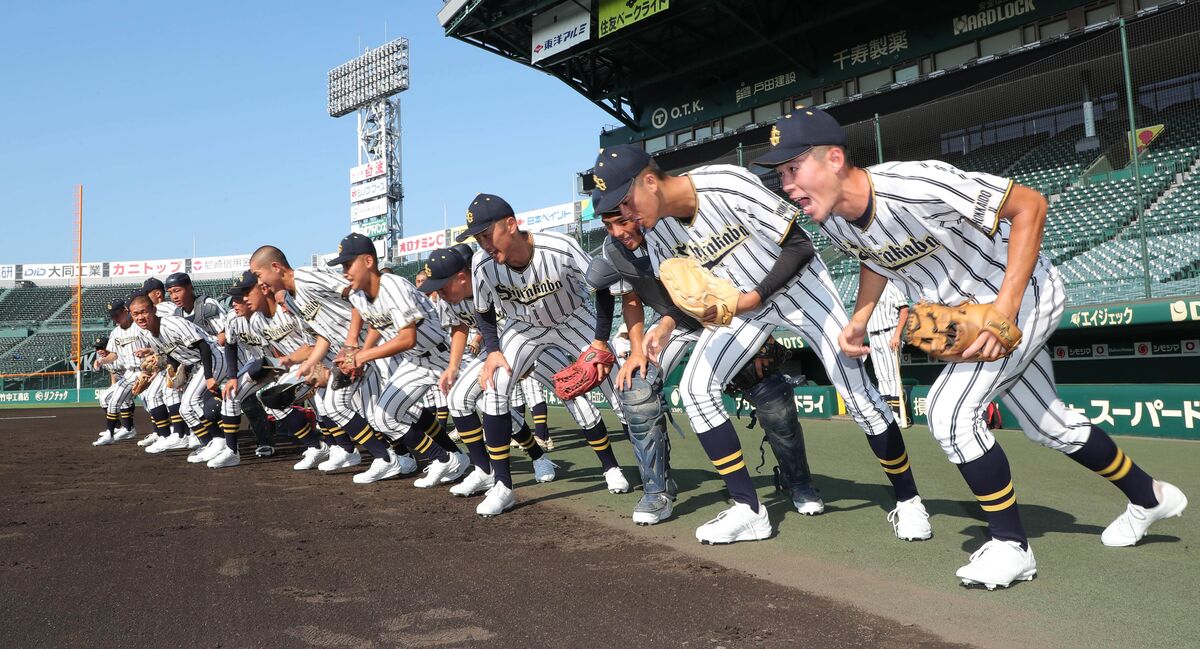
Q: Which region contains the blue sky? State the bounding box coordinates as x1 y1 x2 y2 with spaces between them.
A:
0 2 614 265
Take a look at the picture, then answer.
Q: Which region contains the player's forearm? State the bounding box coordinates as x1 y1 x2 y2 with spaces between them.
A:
593 290 615 342
754 228 815 301
222 342 238 380
852 266 889 326
344 309 364 348
362 327 381 352
447 326 468 369
357 327 415 363
310 337 332 364
621 295 647 351
193 341 214 380
892 306 910 340
995 186 1047 315
477 307 501 354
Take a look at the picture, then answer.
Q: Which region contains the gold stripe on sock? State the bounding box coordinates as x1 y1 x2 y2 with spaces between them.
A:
879 452 908 467
881 461 911 475
981 493 1018 512
976 482 1014 503
1098 449 1126 477
717 460 747 475
1106 456 1134 482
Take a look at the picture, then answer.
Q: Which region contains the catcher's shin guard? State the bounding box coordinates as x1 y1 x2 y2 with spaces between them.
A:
742 373 813 491
618 366 672 496
240 395 275 447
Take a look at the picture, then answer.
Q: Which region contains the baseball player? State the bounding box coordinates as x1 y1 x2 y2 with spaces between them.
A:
592 144 930 544
417 244 576 499
760 106 1188 588
91 336 127 445
249 245 415 481
446 198 634 518
133 277 191 449
331 233 470 487
865 281 911 427
128 294 225 457
243 271 330 470
91 301 145 445
414 269 452 433
586 199 823 527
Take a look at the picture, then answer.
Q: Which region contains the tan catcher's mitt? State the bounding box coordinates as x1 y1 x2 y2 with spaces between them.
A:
131 372 155 396
659 257 739 327
902 302 1022 362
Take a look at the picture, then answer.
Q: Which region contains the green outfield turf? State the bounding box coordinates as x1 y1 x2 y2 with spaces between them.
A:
512 411 1198 649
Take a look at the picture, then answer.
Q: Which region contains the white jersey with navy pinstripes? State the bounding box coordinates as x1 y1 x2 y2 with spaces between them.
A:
224 314 268 366
291 266 358 350
867 282 908 334
173 295 227 336
472 230 596 326
138 315 216 367
155 301 175 318
436 295 478 330
642 164 824 288
106 323 146 373
250 297 314 357
349 274 450 370
819 160 1053 305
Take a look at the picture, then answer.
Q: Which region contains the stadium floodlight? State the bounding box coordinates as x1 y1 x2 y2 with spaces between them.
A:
327 37 410 117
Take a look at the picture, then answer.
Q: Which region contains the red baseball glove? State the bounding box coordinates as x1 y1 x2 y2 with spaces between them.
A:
553 346 616 400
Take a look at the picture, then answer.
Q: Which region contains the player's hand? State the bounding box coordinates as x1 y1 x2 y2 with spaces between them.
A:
615 351 648 391
275 290 291 312
838 320 870 358
735 291 762 316
205 377 219 395
480 351 510 391
439 366 459 395
962 331 1009 362
589 340 613 382
222 378 238 400
92 358 102 370
135 348 153 358
217 332 227 346
889 334 902 351
296 359 317 382
466 339 481 356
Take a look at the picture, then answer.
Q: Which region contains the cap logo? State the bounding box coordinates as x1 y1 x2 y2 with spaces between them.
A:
423 264 431 276
106 303 113 310
337 243 343 253
593 175 607 192
769 125 781 147
466 210 474 224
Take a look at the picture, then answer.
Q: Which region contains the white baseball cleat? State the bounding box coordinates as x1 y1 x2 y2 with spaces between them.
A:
352 455 402 484
696 502 772 544
413 452 468 488
956 539 1037 590
137 432 159 447
189 438 227 464
532 457 558 483
206 447 241 469
92 432 115 446
792 485 826 516
603 467 631 494
1102 480 1188 547
394 452 418 475
146 433 188 454
293 443 330 471
113 428 136 442
888 495 933 541
317 446 358 472
476 482 516 517
450 467 494 497
632 493 674 526
185 434 203 450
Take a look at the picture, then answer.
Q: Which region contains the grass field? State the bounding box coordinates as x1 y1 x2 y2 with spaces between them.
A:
523 411 1198 649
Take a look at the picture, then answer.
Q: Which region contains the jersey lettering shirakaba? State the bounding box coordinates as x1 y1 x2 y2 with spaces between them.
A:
820 160 1053 305
250 296 314 357
138 315 217 367
224 314 268 366
473 230 598 327
349 274 450 370
106 323 147 372
292 266 359 350
642 164 824 289
437 296 477 330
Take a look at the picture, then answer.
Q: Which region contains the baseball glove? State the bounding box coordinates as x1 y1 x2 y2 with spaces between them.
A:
166 364 191 390
140 353 166 373
902 302 1022 362
330 368 360 390
726 338 790 393
659 257 739 326
305 364 331 388
553 346 616 400
131 372 155 396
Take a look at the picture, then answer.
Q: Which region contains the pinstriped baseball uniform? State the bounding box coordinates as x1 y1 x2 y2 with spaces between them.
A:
472 231 625 422
148 299 182 410
250 299 320 419
348 274 445 434
643 164 893 435
441 296 599 430
291 266 367 428
818 159 1082 464
103 322 147 415
865 281 908 399
220 313 270 418
137 315 225 431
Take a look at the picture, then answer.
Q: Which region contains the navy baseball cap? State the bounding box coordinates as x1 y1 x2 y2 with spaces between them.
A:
591 145 652 214
164 272 192 289
455 193 515 242
416 247 470 293
451 243 474 261
93 335 109 351
327 232 376 266
225 270 258 298
106 299 127 317
752 108 847 167
140 277 165 295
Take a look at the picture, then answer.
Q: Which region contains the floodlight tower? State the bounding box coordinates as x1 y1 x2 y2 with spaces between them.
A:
328 37 410 260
